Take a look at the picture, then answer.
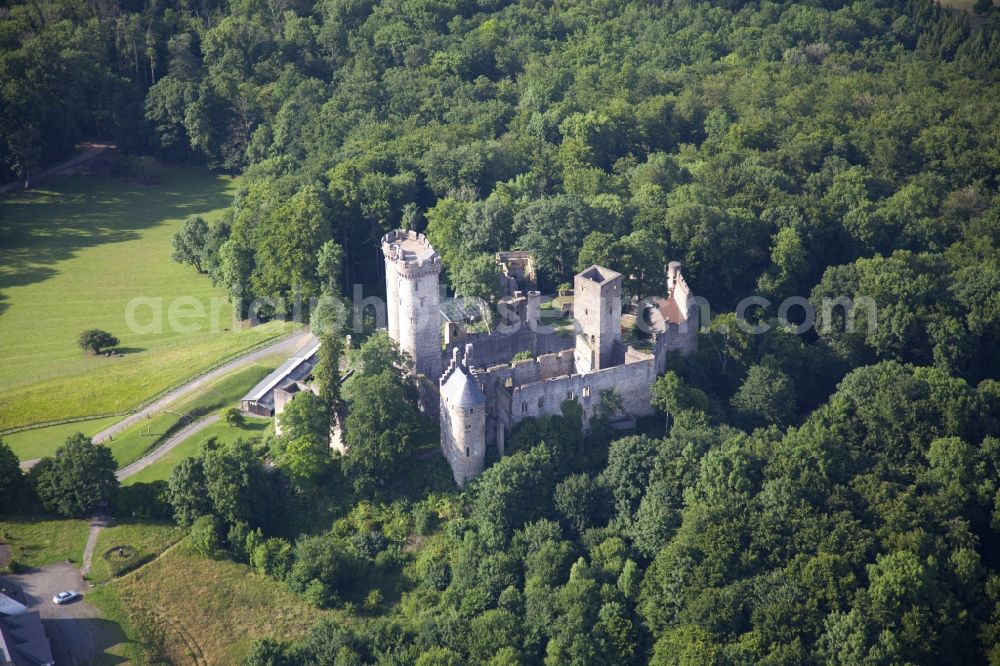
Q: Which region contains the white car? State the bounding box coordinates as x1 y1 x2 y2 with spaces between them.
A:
52 590 79 604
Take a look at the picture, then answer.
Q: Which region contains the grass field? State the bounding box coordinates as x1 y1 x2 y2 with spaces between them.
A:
89 543 338 664
3 416 120 462
124 417 271 485
4 354 284 466
0 167 301 429
102 359 281 468
86 521 187 585
0 516 90 567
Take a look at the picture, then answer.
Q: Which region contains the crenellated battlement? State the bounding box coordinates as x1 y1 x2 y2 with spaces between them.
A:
381 230 442 276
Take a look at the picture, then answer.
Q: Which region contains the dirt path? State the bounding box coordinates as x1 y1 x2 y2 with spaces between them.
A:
93 329 312 443
116 414 220 481
80 512 112 576
0 142 114 197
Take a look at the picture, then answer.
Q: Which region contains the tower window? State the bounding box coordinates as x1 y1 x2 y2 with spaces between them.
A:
538 396 544 408
522 401 528 413
567 390 573 400
465 424 471 432
466 447 470 457
583 386 591 398
420 297 425 306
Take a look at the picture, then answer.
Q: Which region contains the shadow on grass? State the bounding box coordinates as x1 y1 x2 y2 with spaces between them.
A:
112 348 146 355
46 617 132 665
0 169 234 299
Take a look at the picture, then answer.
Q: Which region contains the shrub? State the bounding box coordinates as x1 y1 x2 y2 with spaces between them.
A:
413 506 435 535
224 408 246 428
351 528 388 559
188 515 221 557
363 588 383 610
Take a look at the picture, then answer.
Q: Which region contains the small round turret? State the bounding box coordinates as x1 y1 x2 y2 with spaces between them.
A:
440 354 486 486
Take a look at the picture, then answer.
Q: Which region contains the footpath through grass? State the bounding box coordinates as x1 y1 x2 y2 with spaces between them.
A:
89 543 337 664
0 167 300 429
0 517 90 567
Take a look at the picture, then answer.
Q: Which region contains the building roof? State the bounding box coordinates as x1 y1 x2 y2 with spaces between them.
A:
241 336 320 404
442 367 486 408
0 611 54 666
577 265 623 285
0 593 26 616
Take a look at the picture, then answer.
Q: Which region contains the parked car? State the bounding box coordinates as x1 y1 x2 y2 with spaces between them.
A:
52 591 79 604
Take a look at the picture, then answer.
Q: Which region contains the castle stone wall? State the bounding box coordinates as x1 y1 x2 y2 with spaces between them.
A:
508 351 657 427
442 326 573 371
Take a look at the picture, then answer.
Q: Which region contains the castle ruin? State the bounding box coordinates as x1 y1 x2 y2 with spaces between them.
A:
381 229 699 487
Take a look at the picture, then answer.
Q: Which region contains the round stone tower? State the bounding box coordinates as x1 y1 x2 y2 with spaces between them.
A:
382 230 443 380
440 346 486 486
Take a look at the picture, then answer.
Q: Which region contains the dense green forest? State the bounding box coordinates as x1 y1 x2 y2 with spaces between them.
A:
4 0 1000 663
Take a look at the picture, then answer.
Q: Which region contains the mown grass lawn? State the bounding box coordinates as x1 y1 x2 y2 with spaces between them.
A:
86 521 187 585
103 359 280 468
3 416 120 462
0 167 301 429
5 355 283 466
0 516 90 567
89 543 340 664
124 416 271 485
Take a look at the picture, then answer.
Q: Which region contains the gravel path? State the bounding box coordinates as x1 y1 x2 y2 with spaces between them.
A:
116 414 220 481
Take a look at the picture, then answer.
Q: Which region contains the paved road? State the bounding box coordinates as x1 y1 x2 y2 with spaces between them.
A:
116 414 220 481
5 564 106 665
93 329 312 443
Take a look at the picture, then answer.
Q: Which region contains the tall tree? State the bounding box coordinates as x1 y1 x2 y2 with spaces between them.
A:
343 371 418 492
34 434 118 517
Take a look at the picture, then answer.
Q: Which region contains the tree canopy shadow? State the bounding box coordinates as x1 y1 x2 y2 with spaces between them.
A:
0 168 234 305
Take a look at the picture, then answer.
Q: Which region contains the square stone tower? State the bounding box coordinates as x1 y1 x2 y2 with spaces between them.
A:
382 230 443 381
573 265 623 373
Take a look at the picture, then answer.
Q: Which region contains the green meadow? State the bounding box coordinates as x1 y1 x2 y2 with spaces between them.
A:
123 417 271 485
4 356 282 466
104 360 279 469
0 517 91 567
2 416 121 462
0 168 298 429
